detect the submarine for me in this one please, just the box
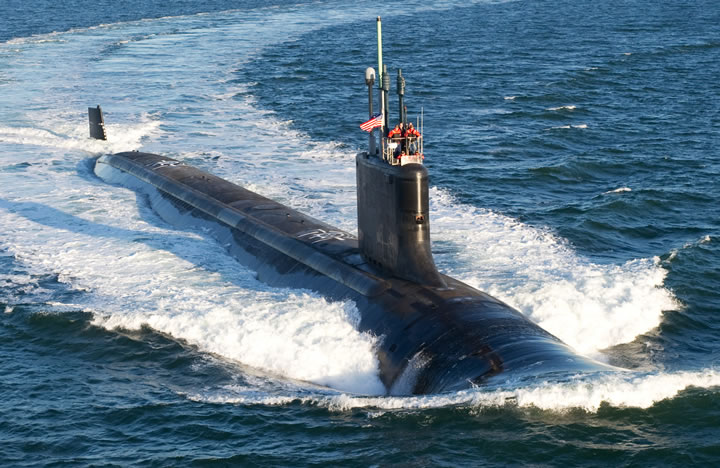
[89,18,613,394]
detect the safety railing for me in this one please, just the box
[382,136,424,166]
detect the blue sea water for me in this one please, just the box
[1,0,719,465]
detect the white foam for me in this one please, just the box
[548,105,577,111]
[604,187,632,194]
[546,123,588,130]
[93,291,383,394]
[188,369,720,413]
[3,35,68,46]
[429,188,677,358]
[0,173,384,394]
[491,370,720,411]
[0,119,161,154]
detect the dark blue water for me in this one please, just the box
[2,0,720,465]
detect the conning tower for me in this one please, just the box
[357,17,444,288]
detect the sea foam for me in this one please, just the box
[187,369,720,413]
[430,188,677,358]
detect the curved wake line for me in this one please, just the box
[0,10,245,47]
[0,0,514,48]
[187,369,720,413]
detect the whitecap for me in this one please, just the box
[548,105,577,111]
[603,187,632,194]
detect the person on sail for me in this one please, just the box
[403,123,421,154]
[387,124,402,139]
[403,122,420,138]
[387,124,405,157]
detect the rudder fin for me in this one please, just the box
[88,105,107,140]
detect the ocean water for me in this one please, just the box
[2,0,719,465]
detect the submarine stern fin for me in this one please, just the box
[88,105,107,141]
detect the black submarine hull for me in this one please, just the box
[95,151,612,394]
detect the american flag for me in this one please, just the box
[359,113,383,132]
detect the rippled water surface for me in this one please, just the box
[2,0,719,465]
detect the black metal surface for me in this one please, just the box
[88,105,107,140]
[356,153,445,287]
[96,151,614,394]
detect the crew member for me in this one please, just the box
[403,122,420,138]
[388,124,405,157]
[387,124,402,139]
[403,123,421,154]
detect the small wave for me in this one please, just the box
[666,235,714,262]
[3,35,68,46]
[603,187,632,194]
[546,124,588,130]
[504,96,517,100]
[0,268,64,305]
[547,105,577,111]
